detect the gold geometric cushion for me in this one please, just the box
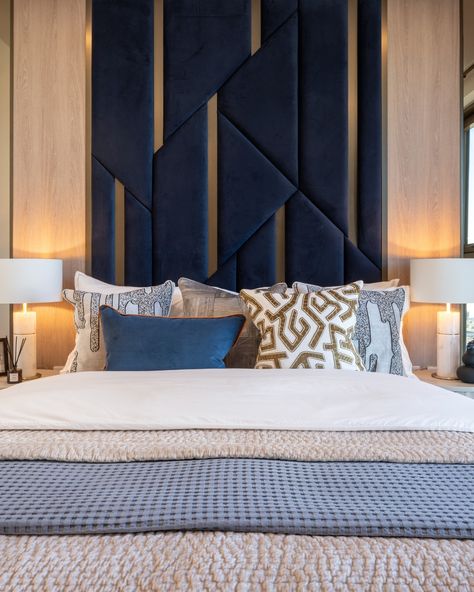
[240,282,365,370]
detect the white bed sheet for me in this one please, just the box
[0,369,473,432]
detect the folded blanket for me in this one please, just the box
[2,458,473,538]
[0,429,473,463]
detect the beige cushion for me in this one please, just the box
[178,278,287,369]
[240,282,364,370]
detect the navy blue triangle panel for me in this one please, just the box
[153,106,208,285]
[357,0,382,271]
[344,238,382,284]
[218,113,296,265]
[91,157,115,284]
[125,192,152,286]
[285,192,345,287]
[261,0,298,42]
[206,256,237,292]
[219,11,298,184]
[237,216,277,290]
[298,0,349,236]
[163,0,251,139]
[92,0,154,209]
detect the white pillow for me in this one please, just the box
[75,271,183,316]
[292,279,399,292]
[240,282,365,370]
[62,281,175,372]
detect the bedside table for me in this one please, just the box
[415,369,474,399]
[0,369,58,390]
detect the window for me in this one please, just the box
[464,116,474,344]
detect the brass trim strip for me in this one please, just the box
[251,0,261,55]
[154,0,164,152]
[348,0,358,245]
[114,179,125,285]
[381,0,388,278]
[207,94,218,278]
[275,206,286,282]
[85,0,92,274]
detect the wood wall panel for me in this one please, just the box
[387,0,461,367]
[13,0,86,369]
[0,0,11,341]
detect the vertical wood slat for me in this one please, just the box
[386,0,461,367]
[348,0,358,246]
[207,94,218,278]
[0,0,11,340]
[13,0,86,369]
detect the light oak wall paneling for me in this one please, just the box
[0,0,11,341]
[387,0,462,367]
[13,0,87,369]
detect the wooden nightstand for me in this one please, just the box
[415,369,474,399]
[0,369,58,390]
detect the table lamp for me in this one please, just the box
[0,259,63,379]
[410,258,474,380]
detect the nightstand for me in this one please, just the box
[414,369,474,399]
[0,369,58,390]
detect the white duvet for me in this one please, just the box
[0,369,473,432]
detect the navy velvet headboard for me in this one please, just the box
[91,0,382,291]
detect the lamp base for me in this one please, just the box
[431,372,460,381]
[22,372,41,381]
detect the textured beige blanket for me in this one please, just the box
[0,429,473,591]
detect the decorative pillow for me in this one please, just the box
[178,278,287,369]
[293,281,412,376]
[240,283,364,370]
[101,306,245,371]
[292,279,399,293]
[75,271,184,316]
[62,282,174,372]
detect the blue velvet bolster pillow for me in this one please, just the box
[100,306,245,371]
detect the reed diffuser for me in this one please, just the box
[6,336,26,384]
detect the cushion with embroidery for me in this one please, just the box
[62,282,174,372]
[293,282,412,376]
[240,282,364,370]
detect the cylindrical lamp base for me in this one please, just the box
[436,332,460,380]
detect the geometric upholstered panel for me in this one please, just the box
[92,0,382,290]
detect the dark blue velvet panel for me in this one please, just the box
[125,192,152,286]
[92,0,154,208]
[344,238,382,284]
[219,12,298,184]
[91,157,115,284]
[261,0,298,41]
[298,0,349,236]
[92,0,383,291]
[237,217,276,289]
[285,191,345,286]
[357,0,382,270]
[163,0,251,139]
[153,106,208,284]
[218,113,295,268]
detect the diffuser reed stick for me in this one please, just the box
[6,336,26,372]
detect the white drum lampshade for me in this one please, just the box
[0,259,63,379]
[410,258,474,379]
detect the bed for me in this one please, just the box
[0,369,473,591]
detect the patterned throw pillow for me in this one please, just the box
[62,282,174,372]
[178,278,287,369]
[240,283,364,370]
[293,282,411,376]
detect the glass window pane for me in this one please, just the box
[467,127,474,243]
